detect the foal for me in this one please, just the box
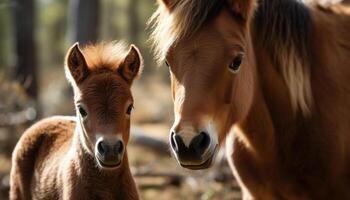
[10,42,143,200]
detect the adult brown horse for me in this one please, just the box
[10,42,142,200]
[149,0,350,199]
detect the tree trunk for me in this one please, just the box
[0,5,10,70]
[12,0,38,100]
[128,0,139,45]
[127,0,153,73]
[68,0,100,46]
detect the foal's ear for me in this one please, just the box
[227,0,257,21]
[65,43,89,85]
[119,45,143,84]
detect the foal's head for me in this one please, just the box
[65,42,142,170]
[150,0,256,169]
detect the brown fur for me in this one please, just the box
[10,42,143,200]
[149,0,350,199]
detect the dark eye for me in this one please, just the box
[165,60,170,67]
[229,54,243,73]
[78,105,88,119]
[126,104,133,115]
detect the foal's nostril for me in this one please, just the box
[97,141,108,155]
[114,141,124,154]
[190,132,210,155]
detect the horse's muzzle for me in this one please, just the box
[170,131,217,170]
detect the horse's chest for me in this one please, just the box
[227,138,311,199]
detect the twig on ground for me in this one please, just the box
[130,127,170,156]
[0,107,36,127]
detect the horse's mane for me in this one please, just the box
[148,0,314,115]
[255,0,313,115]
[82,41,129,71]
[148,0,225,64]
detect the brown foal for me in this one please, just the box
[10,42,143,200]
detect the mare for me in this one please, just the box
[10,42,143,200]
[149,0,350,199]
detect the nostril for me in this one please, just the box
[114,141,124,154]
[190,131,211,154]
[199,132,210,148]
[97,141,108,155]
[170,131,178,152]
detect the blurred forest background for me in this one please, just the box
[0,0,239,199]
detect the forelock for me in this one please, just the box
[148,0,225,64]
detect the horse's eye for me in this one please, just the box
[126,104,133,115]
[229,54,243,73]
[165,60,170,67]
[78,106,88,119]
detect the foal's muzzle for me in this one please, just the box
[95,138,124,169]
[170,131,217,170]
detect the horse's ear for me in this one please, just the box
[157,0,176,11]
[65,43,89,85]
[227,0,257,21]
[119,45,143,84]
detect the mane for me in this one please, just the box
[82,41,129,72]
[148,0,225,64]
[255,0,313,116]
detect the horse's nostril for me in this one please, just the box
[170,131,178,152]
[170,131,186,152]
[114,141,124,154]
[97,141,108,155]
[190,131,210,155]
[199,132,210,148]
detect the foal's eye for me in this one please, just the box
[78,106,88,119]
[229,54,243,73]
[126,104,133,115]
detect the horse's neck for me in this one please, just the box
[235,2,350,183]
[234,42,302,163]
[235,88,276,162]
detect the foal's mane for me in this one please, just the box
[149,0,314,116]
[82,41,129,71]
